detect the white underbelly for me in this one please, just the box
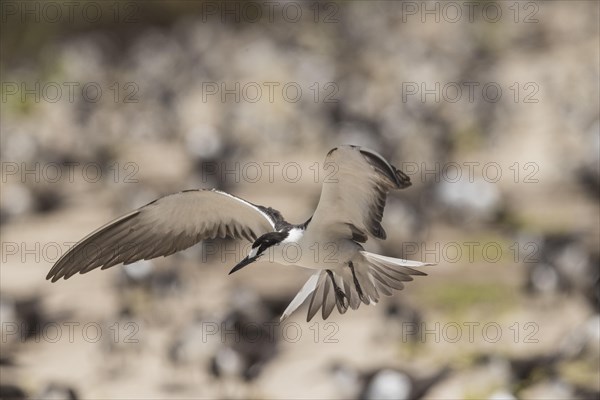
[264,238,358,270]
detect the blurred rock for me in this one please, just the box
[519,379,574,400]
[168,313,221,367]
[31,186,64,214]
[210,290,283,381]
[488,389,517,400]
[575,120,600,199]
[381,197,428,247]
[435,177,503,225]
[362,369,412,400]
[118,260,182,297]
[330,363,450,400]
[36,383,78,400]
[473,353,568,397]
[0,296,58,344]
[508,354,562,384]
[559,315,600,360]
[524,233,598,308]
[121,260,154,283]
[380,301,423,344]
[0,384,27,400]
[0,183,34,222]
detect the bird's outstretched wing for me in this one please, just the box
[306,145,411,244]
[47,189,283,282]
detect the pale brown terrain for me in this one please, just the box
[1,2,599,399]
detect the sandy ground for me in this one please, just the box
[1,1,599,398]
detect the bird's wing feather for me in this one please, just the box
[279,272,320,322]
[47,189,280,282]
[296,252,431,321]
[305,145,411,244]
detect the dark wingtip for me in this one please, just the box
[370,222,387,240]
[327,147,338,156]
[394,166,412,189]
[356,147,412,189]
[47,266,69,282]
[46,270,57,282]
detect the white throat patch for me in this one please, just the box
[283,228,304,244]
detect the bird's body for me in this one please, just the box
[47,145,432,321]
[263,226,358,270]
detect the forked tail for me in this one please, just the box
[280,251,433,322]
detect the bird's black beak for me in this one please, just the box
[229,256,256,275]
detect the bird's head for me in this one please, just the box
[229,231,287,274]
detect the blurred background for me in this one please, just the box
[1,1,599,399]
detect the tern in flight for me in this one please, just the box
[47,145,432,321]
